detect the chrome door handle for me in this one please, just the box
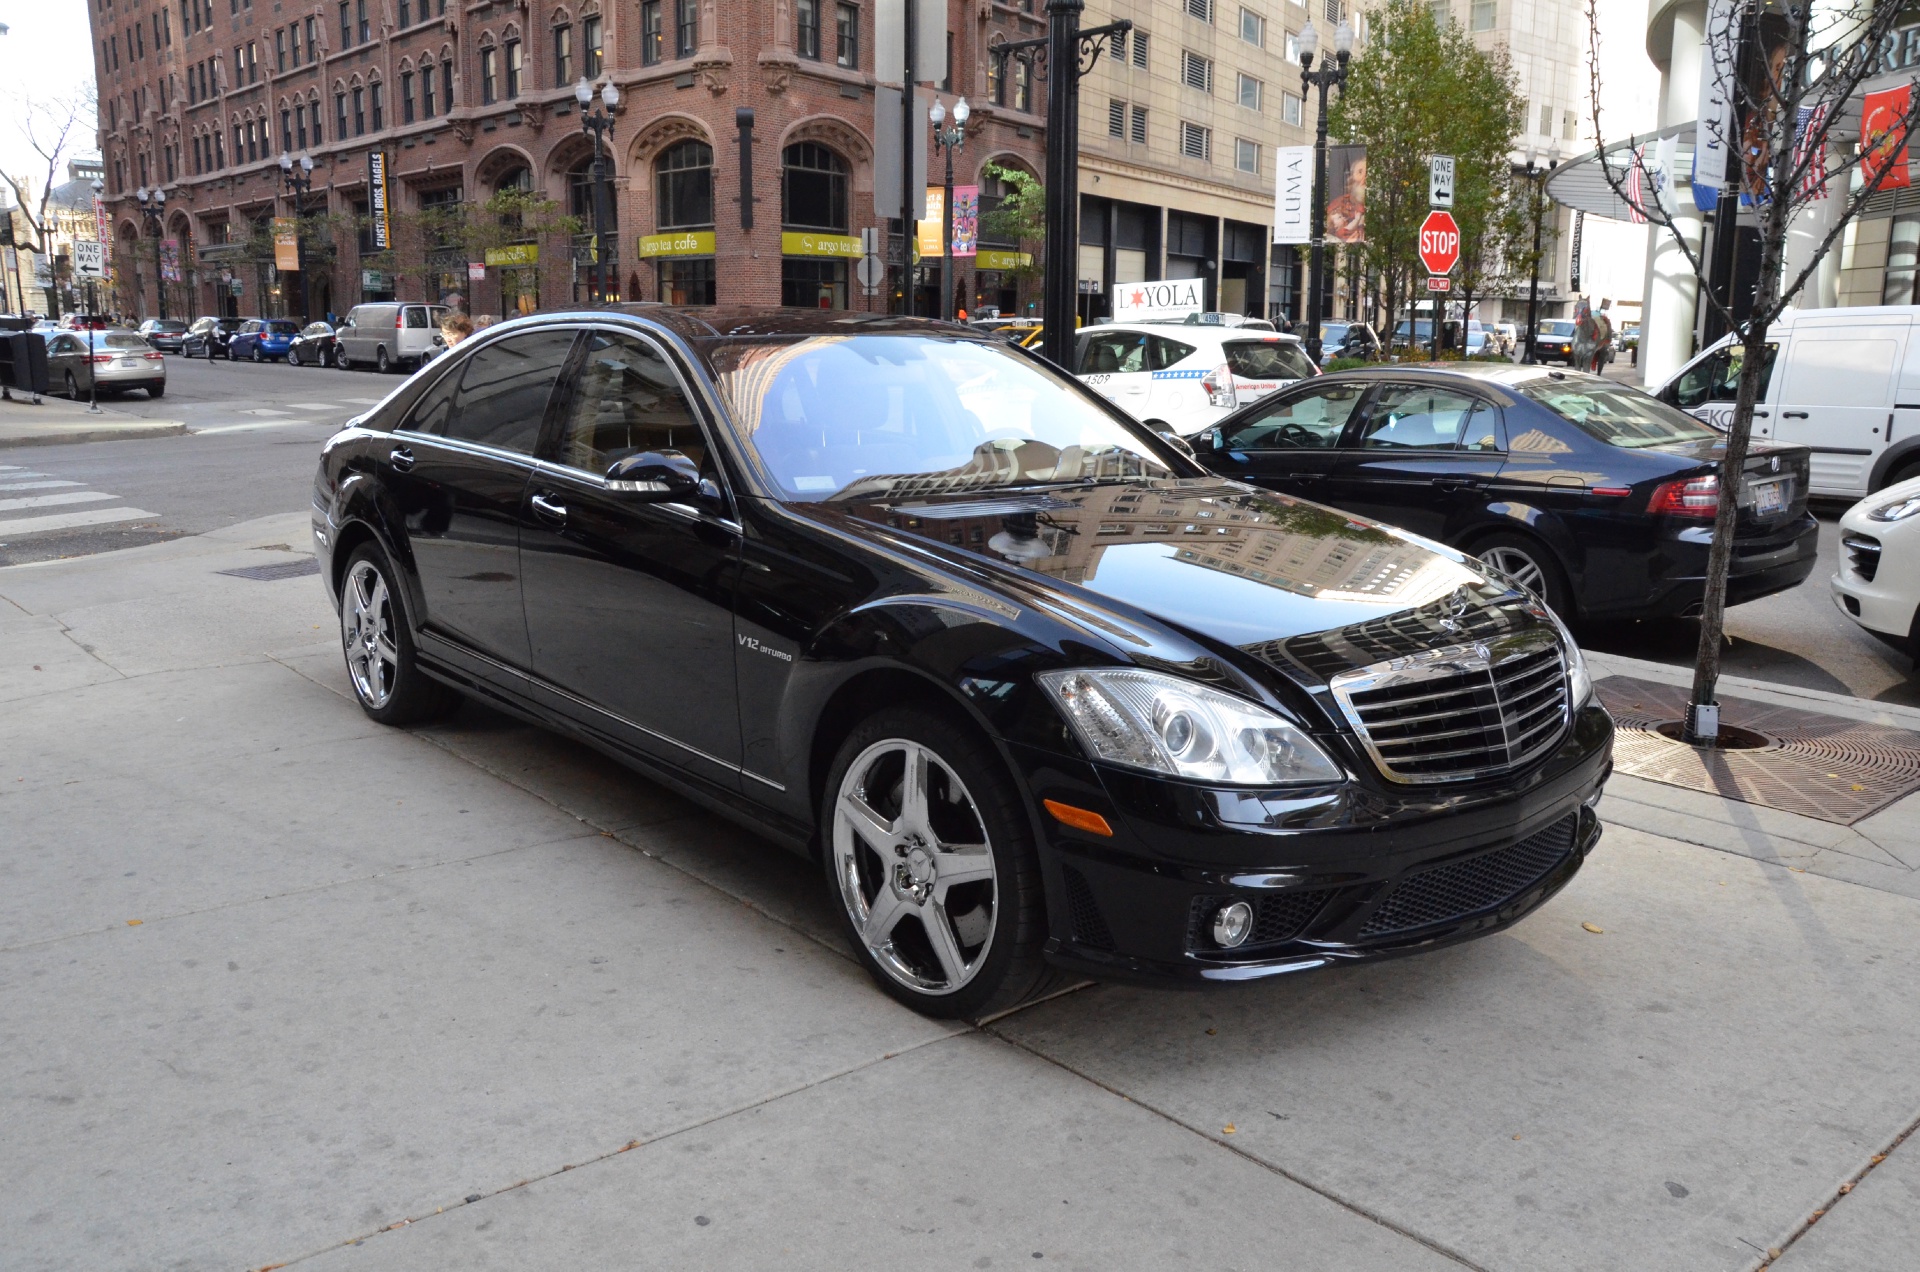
[1781,411,1809,419]
[530,493,568,525]
[389,446,416,472]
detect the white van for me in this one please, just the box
[1073,322,1317,437]
[1654,305,1920,498]
[336,302,451,373]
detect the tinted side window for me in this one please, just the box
[1359,384,1498,451]
[550,333,708,476]
[400,363,460,435]
[404,306,429,328]
[1220,381,1367,449]
[445,330,578,454]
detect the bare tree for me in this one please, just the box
[1585,0,1919,742]
[0,87,99,278]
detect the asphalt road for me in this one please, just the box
[4,348,1915,705]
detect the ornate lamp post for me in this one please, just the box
[1297,19,1351,366]
[279,151,315,322]
[928,96,969,321]
[134,186,167,320]
[1521,146,1559,365]
[575,76,620,304]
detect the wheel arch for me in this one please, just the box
[1869,436,1920,492]
[807,666,998,838]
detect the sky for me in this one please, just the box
[0,0,99,207]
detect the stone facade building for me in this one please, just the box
[88,0,1049,322]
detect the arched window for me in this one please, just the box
[656,140,712,229]
[782,142,847,231]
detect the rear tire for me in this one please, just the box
[1472,531,1574,619]
[63,371,78,399]
[147,384,165,398]
[822,706,1055,1020]
[251,345,263,363]
[337,543,459,726]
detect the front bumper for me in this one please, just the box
[1830,525,1919,650]
[1021,701,1614,986]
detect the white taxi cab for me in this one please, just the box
[1073,321,1318,437]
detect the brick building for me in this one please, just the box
[88,0,1050,322]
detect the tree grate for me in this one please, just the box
[217,557,322,582]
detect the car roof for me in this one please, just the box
[1313,363,1614,392]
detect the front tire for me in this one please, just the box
[376,345,391,374]
[288,346,301,367]
[338,544,459,726]
[1473,531,1574,618]
[336,348,352,371]
[823,707,1053,1019]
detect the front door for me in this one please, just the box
[1203,377,1371,500]
[1320,381,1506,540]
[1771,323,1907,497]
[518,328,743,788]
[382,328,577,677]
[1076,328,1154,418]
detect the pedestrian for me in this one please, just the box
[439,311,474,348]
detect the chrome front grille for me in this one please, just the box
[1328,632,1571,784]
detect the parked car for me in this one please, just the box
[1831,475,1920,664]
[58,313,112,331]
[1534,319,1577,365]
[1074,322,1318,436]
[44,328,166,398]
[229,317,302,362]
[287,321,338,368]
[1653,304,1920,499]
[1319,321,1381,361]
[334,301,450,372]
[137,317,189,352]
[182,315,245,358]
[313,307,1611,1016]
[1189,365,1817,620]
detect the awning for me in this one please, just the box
[1544,122,1698,222]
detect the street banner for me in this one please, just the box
[1272,145,1312,244]
[161,238,182,283]
[951,184,978,257]
[1113,278,1204,321]
[367,151,392,250]
[1863,85,1914,192]
[917,187,944,258]
[1692,0,1736,210]
[1569,210,1584,290]
[1327,145,1367,244]
[92,196,113,280]
[273,217,300,271]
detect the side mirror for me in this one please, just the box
[1156,429,1198,460]
[606,450,701,499]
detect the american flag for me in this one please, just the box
[1625,145,1647,223]
[1794,104,1829,200]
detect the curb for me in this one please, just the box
[0,422,190,450]
[1586,649,1920,732]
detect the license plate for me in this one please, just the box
[117,359,137,368]
[1753,479,1787,515]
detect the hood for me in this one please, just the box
[812,479,1541,682]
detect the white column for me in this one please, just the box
[1641,0,1707,386]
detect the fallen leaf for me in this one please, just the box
[1205,1028,1217,1036]
[1839,1182,1853,1194]
[126,919,143,926]
[1512,1133,1522,1140]
[1810,1209,1825,1222]
[1221,1124,1236,1135]
[1851,784,1866,792]
[1873,1154,1888,1164]
[1582,922,1604,934]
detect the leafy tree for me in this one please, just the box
[1329,0,1525,351]
[980,161,1044,284]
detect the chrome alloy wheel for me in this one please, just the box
[832,738,999,996]
[341,559,401,709]
[1479,544,1546,594]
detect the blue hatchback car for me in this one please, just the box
[230,318,301,362]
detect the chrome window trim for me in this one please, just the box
[1327,629,1569,785]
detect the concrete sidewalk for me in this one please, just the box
[4,516,1920,1271]
[0,392,187,448]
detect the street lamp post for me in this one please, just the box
[1521,147,1559,365]
[86,177,103,414]
[928,97,969,321]
[279,151,315,322]
[576,77,620,304]
[135,186,167,321]
[1297,19,1352,367]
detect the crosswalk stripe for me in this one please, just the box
[283,402,345,410]
[341,397,384,404]
[0,480,84,492]
[239,408,294,417]
[194,418,334,435]
[0,506,156,537]
[0,490,119,513]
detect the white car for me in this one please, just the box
[1832,474,1920,664]
[1073,322,1318,436]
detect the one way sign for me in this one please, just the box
[1429,155,1455,208]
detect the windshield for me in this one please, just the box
[266,320,299,335]
[1539,321,1575,336]
[1516,377,1721,448]
[711,334,1177,502]
[1224,340,1317,379]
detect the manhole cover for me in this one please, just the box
[217,557,321,582]
[1597,676,1920,825]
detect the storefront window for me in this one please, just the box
[782,142,848,230]
[782,258,847,309]
[660,257,716,305]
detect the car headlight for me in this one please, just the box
[1527,602,1593,707]
[1868,494,1920,522]
[1036,668,1345,786]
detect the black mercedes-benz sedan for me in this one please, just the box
[1191,364,1818,621]
[311,308,1612,1018]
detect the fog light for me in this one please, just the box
[1212,900,1254,949]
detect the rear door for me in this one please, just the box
[1143,333,1201,427]
[1771,320,1907,497]
[1318,380,1506,539]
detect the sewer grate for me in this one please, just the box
[217,557,322,582]
[1596,676,1920,825]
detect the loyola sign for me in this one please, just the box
[1112,278,1204,321]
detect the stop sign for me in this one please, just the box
[1418,210,1461,275]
